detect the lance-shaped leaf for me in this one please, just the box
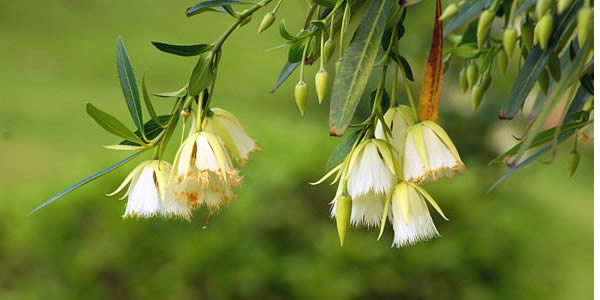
[186,0,248,17]
[418,0,443,121]
[120,115,172,146]
[86,103,145,145]
[326,129,362,169]
[188,51,215,96]
[116,37,144,135]
[28,151,143,215]
[329,0,393,136]
[151,42,212,57]
[499,0,582,119]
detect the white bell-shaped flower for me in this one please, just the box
[328,139,398,227]
[389,182,447,247]
[203,108,259,164]
[374,105,416,150]
[168,131,242,210]
[402,121,464,182]
[108,160,190,218]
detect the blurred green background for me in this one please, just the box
[0,1,593,299]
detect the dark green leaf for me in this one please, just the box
[313,0,336,8]
[270,62,299,93]
[86,103,145,145]
[187,0,247,17]
[116,37,144,134]
[28,151,143,216]
[326,129,361,169]
[278,21,296,41]
[151,42,212,57]
[154,86,188,98]
[329,0,393,136]
[390,52,414,81]
[120,115,172,146]
[141,75,162,128]
[188,52,215,96]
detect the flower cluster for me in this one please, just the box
[109,108,258,220]
[315,105,464,247]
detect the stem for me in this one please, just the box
[272,0,283,13]
[400,66,419,120]
[213,0,273,52]
[320,30,325,69]
[200,53,221,128]
[303,4,318,30]
[339,1,350,56]
[391,64,398,107]
[299,39,310,80]
[507,0,518,25]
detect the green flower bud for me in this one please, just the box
[477,9,495,48]
[294,80,307,116]
[503,27,518,57]
[440,4,460,21]
[257,12,276,33]
[577,7,593,46]
[521,20,535,50]
[535,14,554,49]
[466,62,479,89]
[459,68,469,93]
[557,0,573,14]
[481,71,492,91]
[335,194,352,246]
[536,0,553,20]
[567,150,580,177]
[335,58,342,74]
[323,39,336,63]
[538,69,549,94]
[315,68,329,104]
[498,50,508,72]
[472,84,484,109]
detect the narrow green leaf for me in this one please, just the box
[389,52,414,81]
[270,62,299,93]
[151,42,212,57]
[443,0,493,36]
[329,0,393,136]
[116,37,144,134]
[86,103,145,145]
[154,86,188,98]
[120,115,172,146]
[141,75,161,127]
[27,151,143,215]
[186,0,248,17]
[188,52,215,96]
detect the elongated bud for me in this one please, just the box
[472,84,484,109]
[477,9,495,48]
[498,50,508,72]
[239,14,252,27]
[568,150,580,177]
[335,194,352,246]
[466,62,479,89]
[315,68,329,104]
[481,71,492,91]
[459,68,469,92]
[557,0,573,14]
[323,39,336,63]
[535,14,554,49]
[440,4,460,21]
[538,69,549,94]
[294,80,307,116]
[258,12,276,33]
[503,28,518,57]
[521,20,535,50]
[536,0,553,20]
[577,8,593,46]
[335,58,342,74]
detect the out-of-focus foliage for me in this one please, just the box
[0,0,592,299]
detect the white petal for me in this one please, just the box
[177,136,196,176]
[350,191,384,227]
[391,184,438,247]
[423,126,460,171]
[194,135,221,171]
[124,164,162,217]
[347,142,395,198]
[403,131,427,181]
[218,117,257,161]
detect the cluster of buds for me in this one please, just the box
[110,108,259,219]
[314,105,464,247]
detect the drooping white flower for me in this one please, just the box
[168,131,242,210]
[203,108,259,164]
[108,160,190,219]
[402,121,464,182]
[375,105,416,150]
[328,139,398,227]
[389,182,447,247]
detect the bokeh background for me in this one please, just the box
[0,1,593,299]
